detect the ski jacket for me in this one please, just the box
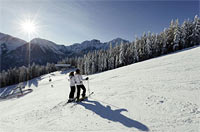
[75,74,86,85]
[68,76,76,86]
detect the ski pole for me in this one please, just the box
[87,79,90,95]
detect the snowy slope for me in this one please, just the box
[0,46,200,132]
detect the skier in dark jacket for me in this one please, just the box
[67,72,76,102]
[75,69,88,101]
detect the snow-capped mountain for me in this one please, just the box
[1,40,66,70]
[0,46,199,131]
[0,32,129,71]
[30,38,66,55]
[66,39,104,53]
[107,37,129,47]
[66,38,129,54]
[0,32,27,55]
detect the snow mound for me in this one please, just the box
[0,46,200,132]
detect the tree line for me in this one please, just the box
[60,15,200,75]
[0,63,56,88]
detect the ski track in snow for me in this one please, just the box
[0,46,200,132]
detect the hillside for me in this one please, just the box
[0,46,200,132]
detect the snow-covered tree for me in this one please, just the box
[161,29,168,54]
[173,19,181,51]
[166,20,176,53]
[119,42,126,66]
[191,15,200,45]
[19,66,27,82]
[181,19,193,48]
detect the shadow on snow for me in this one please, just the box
[24,77,41,88]
[0,78,39,99]
[0,89,33,101]
[79,99,149,131]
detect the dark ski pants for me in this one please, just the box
[76,84,86,99]
[69,86,76,99]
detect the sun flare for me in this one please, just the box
[20,19,38,35]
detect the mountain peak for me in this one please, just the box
[106,38,129,47]
[0,32,27,54]
[81,39,101,45]
[30,38,56,45]
[109,38,129,43]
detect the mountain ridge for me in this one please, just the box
[0,32,27,55]
[0,32,129,71]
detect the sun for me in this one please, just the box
[20,19,38,35]
[17,15,41,40]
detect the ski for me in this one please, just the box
[69,92,94,108]
[76,92,94,102]
[62,98,77,106]
[62,92,94,107]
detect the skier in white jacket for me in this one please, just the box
[75,69,88,101]
[68,72,76,102]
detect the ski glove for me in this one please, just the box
[85,77,89,80]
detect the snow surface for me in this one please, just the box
[0,46,200,132]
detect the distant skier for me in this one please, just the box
[67,71,76,103]
[75,69,88,101]
[49,76,53,87]
[49,76,52,82]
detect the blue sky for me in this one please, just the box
[0,0,199,45]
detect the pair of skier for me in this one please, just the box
[68,69,89,102]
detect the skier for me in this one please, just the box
[67,71,76,103]
[49,77,53,87]
[75,69,88,101]
[49,76,52,82]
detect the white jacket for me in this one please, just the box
[75,74,86,85]
[68,76,76,86]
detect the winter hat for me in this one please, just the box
[76,69,80,74]
[69,72,74,76]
